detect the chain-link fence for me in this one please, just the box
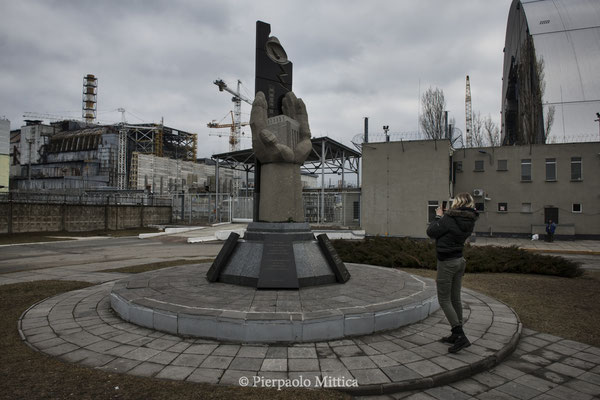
[170,192,361,227]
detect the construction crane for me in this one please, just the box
[207,111,249,149]
[465,75,473,148]
[213,79,252,153]
[22,112,80,122]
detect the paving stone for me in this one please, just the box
[99,358,142,373]
[424,385,471,400]
[388,349,424,363]
[369,354,399,368]
[545,384,595,400]
[340,356,377,370]
[513,373,558,392]
[520,354,553,366]
[472,371,508,388]
[155,365,195,380]
[200,355,233,369]
[405,359,446,377]
[546,362,586,378]
[172,353,208,368]
[449,377,490,396]
[184,344,219,355]
[219,369,256,386]
[319,358,346,371]
[288,347,317,358]
[123,347,162,361]
[288,358,319,372]
[186,368,224,384]
[564,379,600,396]
[370,340,404,353]
[145,338,180,351]
[546,343,580,356]
[148,351,179,365]
[237,345,268,358]
[430,355,468,371]
[558,339,590,351]
[230,357,263,371]
[211,344,240,357]
[561,356,595,370]
[260,358,287,372]
[579,371,600,386]
[531,369,569,385]
[477,388,522,399]
[572,351,600,364]
[351,368,391,385]
[332,344,364,357]
[128,362,164,377]
[403,393,438,400]
[381,365,421,381]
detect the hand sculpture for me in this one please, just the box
[250,91,312,164]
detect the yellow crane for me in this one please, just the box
[207,110,249,151]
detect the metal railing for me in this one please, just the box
[0,192,172,206]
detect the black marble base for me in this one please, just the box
[207,222,349,289]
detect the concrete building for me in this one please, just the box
[362,140,600,239]
[502,0,600,144]
[0,118,9,192]
[130,153,232,194]
[362,140,450,237]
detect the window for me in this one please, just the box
[474,160,484,172]
[497,159,508,171]
[521,159,532,181]
[498,202,508,212]
[571,157,582,180]
[428,201,439,223]
[572,203,582,213]
[521,203,532,213]
[353,201,360,220]
[475,202,484,212]
[455,161,463,172]
[545,158,556,181]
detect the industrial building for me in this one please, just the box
[361,139,600,239]
[502,0,600,144]
[7,119,217,193]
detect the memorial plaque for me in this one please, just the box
[317,234,351,283]
[257,236,299,289]
[255,20,293,118]
[206,232,240,282]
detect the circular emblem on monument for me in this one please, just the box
[265,37,289,64]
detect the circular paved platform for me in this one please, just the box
[109,263,439,343]
[19,270,521,395]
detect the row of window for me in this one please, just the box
[427,201,583,223]
[460,157,583,181]
[493,202,582,213]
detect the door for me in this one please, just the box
[544,207,559,224]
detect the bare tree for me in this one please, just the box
[544,105,556,142]
[470,112,486,147]
[483,114,500,147]
[420,87,446,139]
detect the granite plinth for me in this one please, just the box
[111,263,439,343]
[210,222,342,289]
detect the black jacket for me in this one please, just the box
[426,207,478,261]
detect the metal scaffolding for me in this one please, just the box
[212,136,361,222]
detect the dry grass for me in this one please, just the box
[0,281,349,400]
[100,259,215,274]
[407,268,600,347]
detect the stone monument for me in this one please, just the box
[206,21,350,289]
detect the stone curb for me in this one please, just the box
[522,248,600,255]
[338,308,522,396]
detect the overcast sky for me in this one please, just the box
[0,0,512,157]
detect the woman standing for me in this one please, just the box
[426,193,478,353]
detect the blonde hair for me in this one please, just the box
[451,192,475,209]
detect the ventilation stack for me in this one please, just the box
[82,74,98,124]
